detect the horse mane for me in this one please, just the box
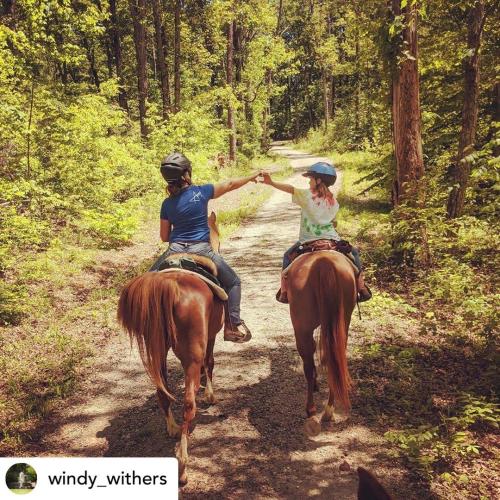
[117,272,179,399]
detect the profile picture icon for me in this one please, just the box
[5,463,37,494]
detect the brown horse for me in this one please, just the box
[117,214,224,485]
[286,250,357,435]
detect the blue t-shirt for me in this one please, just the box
[160,184,214,242]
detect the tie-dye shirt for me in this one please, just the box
[292,188,340,242]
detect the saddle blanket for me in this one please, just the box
[158,268,228,301]
[283,249,359,275]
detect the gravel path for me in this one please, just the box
[35,144,417,499]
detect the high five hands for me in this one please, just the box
[254,171,273,185]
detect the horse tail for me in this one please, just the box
[117,272,179,400]
[315,256,351,410]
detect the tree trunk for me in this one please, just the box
[354,26,360,142]
[447,0,486,218]
[82,37,100,89]
[391,0,424,205]
[390,1,430,266]
[152,0,170,120]
[276,0,283,34]
[322,70,329,132]
[330,76,335,117]
[174,0,181,113]
[492,81,500,158]
[130,0,148,137]
[109,0,128,112]
[227,19,236,162]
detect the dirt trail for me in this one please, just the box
[36,144,417,499]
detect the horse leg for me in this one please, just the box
[312,337,319,392]
[177,361,202,486]
[296,331,322,436]
[203,337,216,404]
[156,365,181,438]
[321,390,335,423]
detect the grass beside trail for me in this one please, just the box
[313,148,498,500]
[0,152,291,456]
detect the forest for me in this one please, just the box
[0,0,498,498]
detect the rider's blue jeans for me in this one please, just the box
[150,242,242,326]
[282,241,363,271]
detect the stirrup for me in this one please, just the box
[275,289,288,304]
[357,285,372,303]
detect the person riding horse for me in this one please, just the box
[150,152,258,343]
[260,162,372,303]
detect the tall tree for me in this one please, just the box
[173,0,181,112]
[227,18,236,162]
[446,0,487,218]
[390,0,424,205]
[108,0,128,112]
[152,0,171,119]
[130,0,148,137]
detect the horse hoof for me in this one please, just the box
[176,453,187,486]
[178,472,188,487]
[168,427,181,439]
[204,394,216,405]
[304,416,321,436]
[321,406,334,422]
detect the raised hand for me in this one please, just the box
[258,171,273,185]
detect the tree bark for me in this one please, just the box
[227,19,236,162]
[390,1,431,266]
[109,0,128,112]
[391,0,424,205]
[330,76,335,117]
[174,0,181,113]
[152,0,170,119]
[492,81,500,158]
[130,0,148,137]
[82,37,100,89]
[447,0,486,218]
[322,70,329,132]
[354,24,360,142]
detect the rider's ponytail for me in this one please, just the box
[166,172,192,197]
[313,178,334,204]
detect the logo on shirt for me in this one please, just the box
[189,191,203,203]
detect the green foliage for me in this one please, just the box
[0,325,91,455]
[149,106,226,183]
[386,395,499,477]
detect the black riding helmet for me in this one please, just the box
[160,152,192,183]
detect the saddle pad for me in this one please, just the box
[282,250,359,276]
[158,268,228,301]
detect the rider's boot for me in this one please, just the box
[224,320,252,343]
[357,272,372,302]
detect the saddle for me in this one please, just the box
[288,239,357,270]
[157,253,228,301]
[277,239,359,304]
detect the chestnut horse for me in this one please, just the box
[117,214,224,485]
[286,250,357,435]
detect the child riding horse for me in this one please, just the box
[260,162,371,303]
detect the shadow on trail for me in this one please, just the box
[99,341,419,499]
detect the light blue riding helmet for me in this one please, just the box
[302,162,337,186]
